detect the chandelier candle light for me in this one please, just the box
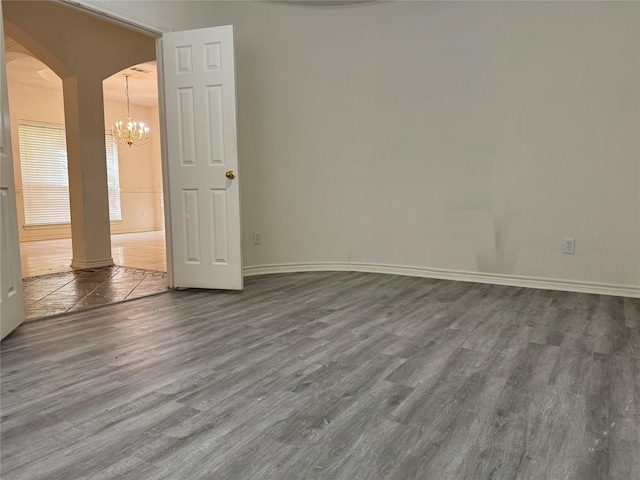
[112,74,149,147]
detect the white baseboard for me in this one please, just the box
[71,257,115,270]
[243,262,640,298]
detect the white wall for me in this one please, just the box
[84,0,639,290]
[8,80,163,241]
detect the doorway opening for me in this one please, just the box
[2,0,245,340]
[5,36,167,321]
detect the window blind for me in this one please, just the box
[105,133,122,222]
[18,123,122,226]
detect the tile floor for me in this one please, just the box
[20,231,168,321]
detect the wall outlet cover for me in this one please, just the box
[564,237,576,254]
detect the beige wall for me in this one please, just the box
[8,80,162,241]
[104,97,163,235]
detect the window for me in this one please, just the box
[18,123,122,225]
[104,132,122,222]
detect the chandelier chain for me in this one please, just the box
[125,74,131,118]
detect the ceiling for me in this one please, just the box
[4,35,158,108]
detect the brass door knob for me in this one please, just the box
[225,170,236,180]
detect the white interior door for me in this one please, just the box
[161,25,243,290]
[0,5,26,340]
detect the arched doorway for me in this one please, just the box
[4,5,167,320]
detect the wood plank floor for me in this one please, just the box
[1,272,639,479]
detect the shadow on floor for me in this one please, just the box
[23,266,168,321]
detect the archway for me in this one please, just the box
[3,1,165,319]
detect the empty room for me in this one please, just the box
[1,1,638,479]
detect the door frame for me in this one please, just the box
[154,37,174,287]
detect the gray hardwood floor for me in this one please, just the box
[1,271,639,479]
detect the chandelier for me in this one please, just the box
[112,74,149,147]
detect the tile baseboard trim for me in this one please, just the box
[243,262,640,298]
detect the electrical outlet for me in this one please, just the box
[253,231,262,245]
[563,237,576,254]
